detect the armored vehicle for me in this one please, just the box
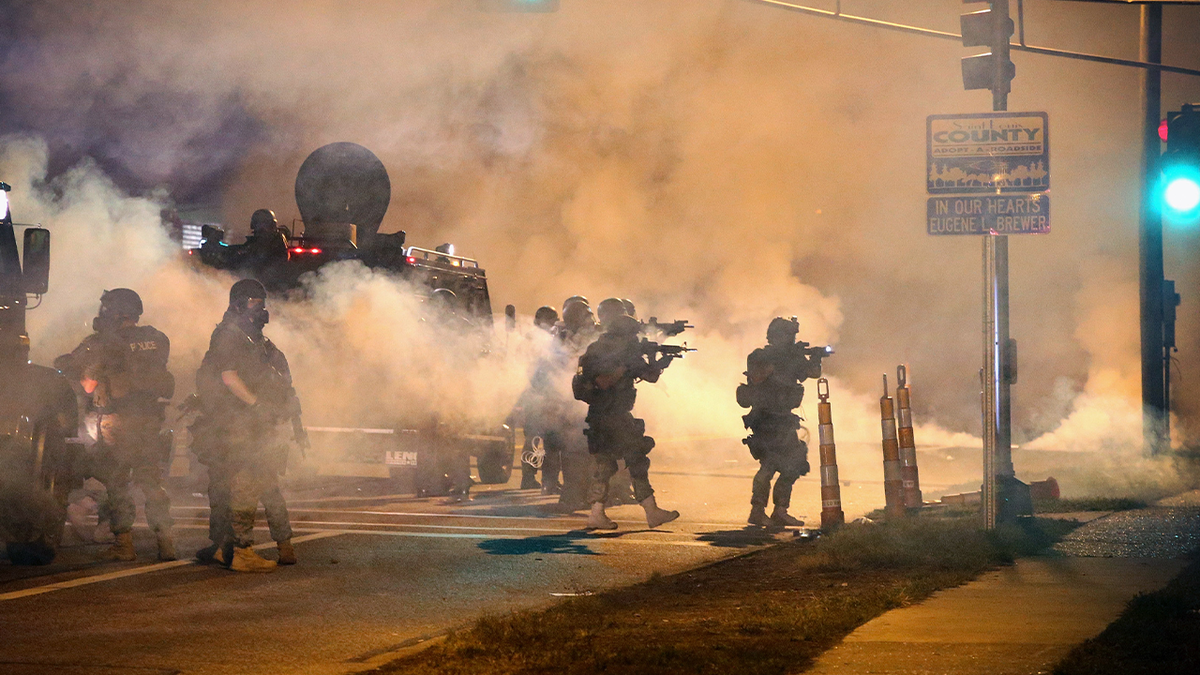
[0,182,82,565]
[190,143,514,492]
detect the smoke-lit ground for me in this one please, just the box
[4,1,1200,517]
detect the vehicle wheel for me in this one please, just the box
[3,426,67,566]
[476,441,514,485]
[5,539,57,566]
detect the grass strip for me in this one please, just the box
[368,516,1078,675]
[1033,496,1148,513]
[1053,555,1200,675]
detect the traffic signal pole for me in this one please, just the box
[1139,5,1167,454]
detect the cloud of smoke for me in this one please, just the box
[4,0,1199,510]
[4,139,532,453]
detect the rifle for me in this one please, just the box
[797,342,835,359]
[644,317,693,337]
[640,338,696,360]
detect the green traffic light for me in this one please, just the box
[1161,165,1200,225]
[1165,176,1200,213]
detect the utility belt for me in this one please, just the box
[741,411,800,461]
[582,413,654,457]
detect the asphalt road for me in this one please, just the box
[0,438,1112,675]
[0,447,826,675]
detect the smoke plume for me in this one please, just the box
[4,1,1200,509]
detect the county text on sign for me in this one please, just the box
[927,112,1049,194]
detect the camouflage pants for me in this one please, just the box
[205,457,292,548]
[584,412,654,505]
[749,427,809,510]
[95,413,173,536]
[224,420,293,549]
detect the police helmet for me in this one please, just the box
[596,297,628,329]
[606,314,641,337]
[534,306,559,329]
[767,316,799,345]
[620,298,637,318]
[229,278,267,309]
[250,208,277,233]
[562,295,589,313]
[562,301,594,331]
[99,288,143,318]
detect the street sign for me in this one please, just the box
[927,112,1049,194]
[927,193,1050,235]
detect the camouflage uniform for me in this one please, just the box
[574,330,666,506]
[195,310,298,551]
[552,323,599,510]
[737,340,822,519]
[62,325,175,540]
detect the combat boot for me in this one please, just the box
[640,495,680,529]
[748,504,770,527]
[156,533,177,561]
[277,539,297,565]
[229,546,277,573]
[585,502,618,530]
[770,507,805,527]
[100,532,136,562]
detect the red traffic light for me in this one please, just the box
[1160,118,1169,143]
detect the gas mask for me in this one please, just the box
[239,300,269,331]
[92,309,125,333]
[252,307,270,329]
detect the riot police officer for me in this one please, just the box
[517,306,564,492]
[193,279,304,572]
[244,209,289,262]
[546,295,598,511]
[59,289,176,561]
[574,315,679,530]
[736,317,826,527]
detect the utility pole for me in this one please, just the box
[1138,4,1167,454]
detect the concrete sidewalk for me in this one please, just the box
[805,490,1200,675]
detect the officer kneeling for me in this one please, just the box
[737,317,826,527]
[573,314,679,530]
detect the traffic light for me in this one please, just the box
[960,1,1015,105]
[477,0,560,11]
[1161,103,1200,224]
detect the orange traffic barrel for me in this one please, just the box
[816,378,845,531]
[895,365,923,510]
[880,374,905,519]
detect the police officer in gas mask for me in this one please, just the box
[193,279,304,572]
[58,289,176,561]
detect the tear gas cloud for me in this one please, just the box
[4,0,1200,507]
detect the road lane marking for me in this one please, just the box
[0,531,341,603]
[168,505,752,529]
[168,515,758,540]
[308,528,725,547]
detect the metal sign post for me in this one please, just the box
[982,237,1000,529]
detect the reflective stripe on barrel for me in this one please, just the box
[896,365,923,509]
[880,375,905,519]
[816,378,844,532]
